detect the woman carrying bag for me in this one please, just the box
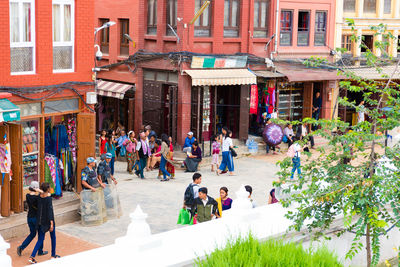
[217,127,235,176]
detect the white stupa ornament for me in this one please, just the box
[127,205,151,238]
[231,185,253,211]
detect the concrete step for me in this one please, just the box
[0,192,80,240]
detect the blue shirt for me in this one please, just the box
[116,135,128,147]
[184,136,196,148]
[105,142,116,157]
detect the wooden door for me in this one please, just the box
[76,113,95,193]
[8,123,23,213]
[0,125,11,216]
[143,81,163,135]
[302,82,313,119]
[239,85,250,141]
[191,87,203,142]
[168,85,178,144]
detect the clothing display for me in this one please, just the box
[22,121,39,187]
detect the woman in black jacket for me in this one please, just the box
[29,183,60,264]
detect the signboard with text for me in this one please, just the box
[191,56,248,69]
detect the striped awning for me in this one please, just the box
[184,69,257,86]
[96,80,135,99]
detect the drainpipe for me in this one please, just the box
[270,0,279,60]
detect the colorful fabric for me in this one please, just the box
[44,155,57,185]
[212,141,220,155]
[127,151,137,173]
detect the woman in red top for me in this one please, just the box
[99,130,107,155]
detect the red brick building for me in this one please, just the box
[95,0,339,146]
[0,0,95,216]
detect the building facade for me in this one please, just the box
[0,0,95,217]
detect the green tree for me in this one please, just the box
[276,22,400,267]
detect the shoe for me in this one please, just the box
[38,251,48,256]
[17,246,23,256]
[29,257,37,264]
[52,255,61,259]
[160,179,169,182]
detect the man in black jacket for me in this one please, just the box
[191,187,219,223]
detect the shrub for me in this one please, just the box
[196,235,343,267]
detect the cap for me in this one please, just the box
[105,153,113,159]
[30,181,39,190]
[87,157,96,164]
[187,131,193,136]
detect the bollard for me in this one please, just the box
[0,234,11,267]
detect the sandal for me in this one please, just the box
[29,257,37,264]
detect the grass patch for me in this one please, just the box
[195,235,343,267]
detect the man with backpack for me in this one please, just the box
[183,173,202,211]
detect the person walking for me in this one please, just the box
[115,130,128,158]
[123,131,137,174]
[211,135,220,172]
[105,135,116,175]
[135,132,151,179]
[216,187,232,217]
[98,130,107,156]
[165,136,175,178]
[17,181,47,257]
[29,183,60,264]
[156,134,172,181]
[217,127,235,176]
[190,187,219,223]
[288,142,302,179]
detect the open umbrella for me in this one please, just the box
[263,123,283,146]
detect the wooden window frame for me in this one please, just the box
[341,34,353,53]
[119,19,129,56]
[99,18,110,54]
[166,0,177,36]
[253,0,270,38]
[343,0,356,13]
[314,11,327,46]
[224,0,240,37]
[297,10,310,47]
[194,0,212,37]
[147,0,157,35]
[280,10,293,46]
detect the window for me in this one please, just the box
[120,19,129,56]
[384,0,391,14]
[194,0,211,37]
[99,18,109,54]
[363,0,376,14]
[341,35,353,53]
[314,11,327,46]
[9,0,35,74]
[166,0,177,36]
[147,0,157,34]
[343,0,355,12]
[253,0,270,38]
[280,10,292,46]
[224,0,240,37]
[297,11,310,46]
[52,0,74,72]
[361,35,374,53]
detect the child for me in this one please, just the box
[211,135,220,172]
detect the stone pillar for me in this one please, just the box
[0,235,11,267]
[393,29,399,58]
[377,0,384,17]
[356,0,364,17]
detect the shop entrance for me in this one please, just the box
[216,86,240,138]
[338,89,364,124]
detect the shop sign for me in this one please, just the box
[191,56,247,69]
[250,85,258,115]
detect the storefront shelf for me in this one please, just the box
[23,151,39,157]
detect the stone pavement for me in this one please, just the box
[57,155,280,246]
[7,231,99,267]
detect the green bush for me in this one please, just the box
[195,235,343,267]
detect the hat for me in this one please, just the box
[30,181,39,190]
[187,131,193,136]
[105,153,112,159]
[87,157,96,164]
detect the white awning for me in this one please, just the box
[184,69,257,86]
[96,80,135,99]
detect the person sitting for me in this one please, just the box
[283,124,294,147]
[183,132,196,153]
[296,122,314,150]
[184,141,202,172]
[245,185,257,208]
[191,187,219,223]
[216,187,233,217]
[81,157,105,192]
[268,188,279,204]
[97,153,118,185]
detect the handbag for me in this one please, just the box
[177,208,191,225]
[229,147,238,157]
[282,135,288,143]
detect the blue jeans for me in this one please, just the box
[159,156,171,180]
[291,157,302,179]
[31,226,56,258]
[109,157,115,175]
[135,157,147,178]
[20,217,43,253]
[219,151,234,172]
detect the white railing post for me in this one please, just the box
[0,234,11,267]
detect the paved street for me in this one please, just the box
[58,155,279,246]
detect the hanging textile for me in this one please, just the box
[44,153,62,196]
[250,85,258,115]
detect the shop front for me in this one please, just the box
[185,68,257,142]
[96,80,135,133]
[0,97,95,217]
